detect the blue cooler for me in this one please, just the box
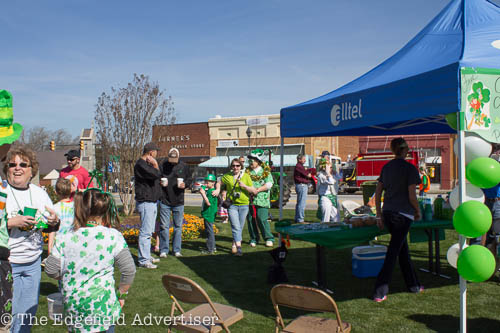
[352,245,387,278]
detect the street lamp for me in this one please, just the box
[246,127,252,153]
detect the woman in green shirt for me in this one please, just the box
[238,150,274,247]
[221,158,253,256]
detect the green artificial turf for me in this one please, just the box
[33,207,500,332]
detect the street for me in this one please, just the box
[183,192,364,209]
[114,191,446,210]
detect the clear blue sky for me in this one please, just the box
[1,0,468,136]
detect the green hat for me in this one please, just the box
[0,90,23,145]
[318,158,328,168]
[205,174,216,181]
[248,149,265,163]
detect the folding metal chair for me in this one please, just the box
[162,274,244,332]
[270,284,351,333]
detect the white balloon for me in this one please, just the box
[447,243,468,269]
[453,132,492,164]
[449,183,485,210]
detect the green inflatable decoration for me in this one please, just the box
[457,245,496,282]
[445,113,458,130]
[465,157,500,189]
[453,201,492,238]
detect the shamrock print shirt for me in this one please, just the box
[52,226,128,332]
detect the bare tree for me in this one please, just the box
[95,73,176,216]
[17,127,77,151]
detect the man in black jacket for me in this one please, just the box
[158,148,192,258]
[135,142,161,269]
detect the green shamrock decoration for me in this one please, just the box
[467,81,491,130]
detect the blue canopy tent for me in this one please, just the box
[279,0,500,331]
[281,0,500,138]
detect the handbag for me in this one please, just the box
[222,199,232,209]
[222,172,242,209]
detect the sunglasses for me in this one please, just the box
[231,164,241,168]
[67,158,78,162]
[8,162,30,168]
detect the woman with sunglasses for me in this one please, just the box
[221,158,253,256]
[5,147,59,333]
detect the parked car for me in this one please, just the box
[190,177,205,193]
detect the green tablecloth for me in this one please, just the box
[275,219,453,250]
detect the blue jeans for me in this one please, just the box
[11,257,41,333]
[295,183,308,222]
[137,201,158,265]
[159,203,184,254]
[228,205,249,243]
[204,219,216,252]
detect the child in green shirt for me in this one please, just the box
[200,174,218,254]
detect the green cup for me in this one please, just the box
[23,207,37,218]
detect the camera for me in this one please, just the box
[233,192,241,199]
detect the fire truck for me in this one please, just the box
[339,151,420,193]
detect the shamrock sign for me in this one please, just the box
[467,82,491,130]
[460,68,500,143]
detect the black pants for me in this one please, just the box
[374,212,421,298]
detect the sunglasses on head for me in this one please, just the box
[8,162,30,168]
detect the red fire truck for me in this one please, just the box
[339,151,420,193]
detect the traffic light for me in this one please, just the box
[80,140,84,151]
[49,141,55,151]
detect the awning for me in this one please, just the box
[198,155,312,168]
[198,156,238,168]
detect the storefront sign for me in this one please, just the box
[246,117,268,127]
[218,140,239,147]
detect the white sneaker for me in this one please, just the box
[151,258,160,263]
[174,252,182,257]
[250,242,256,248]
[139,262,157,269]
[265,241,274,247]
[159,253,168,258]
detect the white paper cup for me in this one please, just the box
[177,178,184,186]
[161,178,168,187]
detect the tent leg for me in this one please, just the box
[279,137,284,221]
[457,115,467,333]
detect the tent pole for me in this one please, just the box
[457,113,466,333]
[279,137,284,220]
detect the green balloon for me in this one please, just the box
[453,201,492,237]
[466,157,500,189]
[457,245,496,282]
[445,113,458,130]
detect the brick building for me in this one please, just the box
[207,114,358,162]
[152,122,210,169]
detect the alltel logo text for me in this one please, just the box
[330,99,363,126]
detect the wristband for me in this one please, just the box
[117,290,128,300]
